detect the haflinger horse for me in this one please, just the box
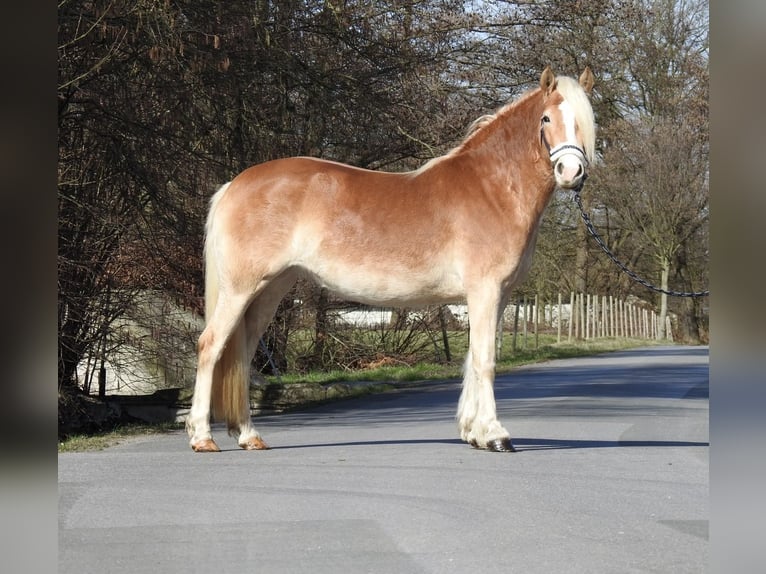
[187,66,596,453]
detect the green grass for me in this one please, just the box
[269,336,657,385]
[58,422,184,453]
[59,336,660,452]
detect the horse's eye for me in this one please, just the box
[541,115,551,124]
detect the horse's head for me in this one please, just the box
[539,67,596,190]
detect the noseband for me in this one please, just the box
[549,143,588,167]
[540,125,589,167]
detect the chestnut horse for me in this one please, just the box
[187,67,596,453]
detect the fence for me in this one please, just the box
[501,292,672,346]
[80,290,670,396]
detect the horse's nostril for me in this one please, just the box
[555,159,583,180]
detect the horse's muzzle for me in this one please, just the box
[550,144,587,189]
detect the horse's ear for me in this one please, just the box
[540,67,556,95]
[579,67,595,94]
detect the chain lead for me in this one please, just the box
[572,186,709,298]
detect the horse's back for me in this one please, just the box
[220,156,445,242]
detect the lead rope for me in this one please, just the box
[571,178,709,298]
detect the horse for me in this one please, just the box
[186,66,596,453]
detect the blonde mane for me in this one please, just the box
[465,114,497,138]
[456,74,596,163]
[457,90,536,150]
[555,75,597,163]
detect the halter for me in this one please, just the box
[540,125,589,167]
[549,143,588,167]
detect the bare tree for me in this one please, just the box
[477,0,708,340]
[593,0,709,339]
[58,0,499,406]
[58,0,226,397]
[598,116,708,338]
[58,0,709,440]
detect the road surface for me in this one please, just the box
[59,345,709,573]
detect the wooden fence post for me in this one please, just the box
[620,299,628,339]
[495,306,503,359]
[568,291,574,342]
[534,294,539,349]
[632,305,637,338]
[522,296,528,348]
[596,295,601,338]
[619,298,624,337]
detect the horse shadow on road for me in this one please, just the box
[265,436,708,452]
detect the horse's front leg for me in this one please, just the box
[457,290,515,452]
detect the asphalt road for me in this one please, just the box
[59,345,709,573]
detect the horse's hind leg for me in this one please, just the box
[235,270,298,450]
[457,287,514,452]
[187,293,252,452]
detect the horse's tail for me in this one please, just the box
[205,182,250,434]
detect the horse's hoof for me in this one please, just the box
[467,438,515,452]
[239,436,270,451]
[487,437,516,452]
[191,438,220,452]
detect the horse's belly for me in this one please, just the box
[305,262,464,307]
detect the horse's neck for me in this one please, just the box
[454,99,555,216]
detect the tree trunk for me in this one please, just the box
[438,306,452,362]
[255,298,293,375]
[313,287,329,367]
[574,219,589,294]
[673,246,703,344]
[657,258,669,340]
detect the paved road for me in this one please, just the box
[59,345,709,573]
